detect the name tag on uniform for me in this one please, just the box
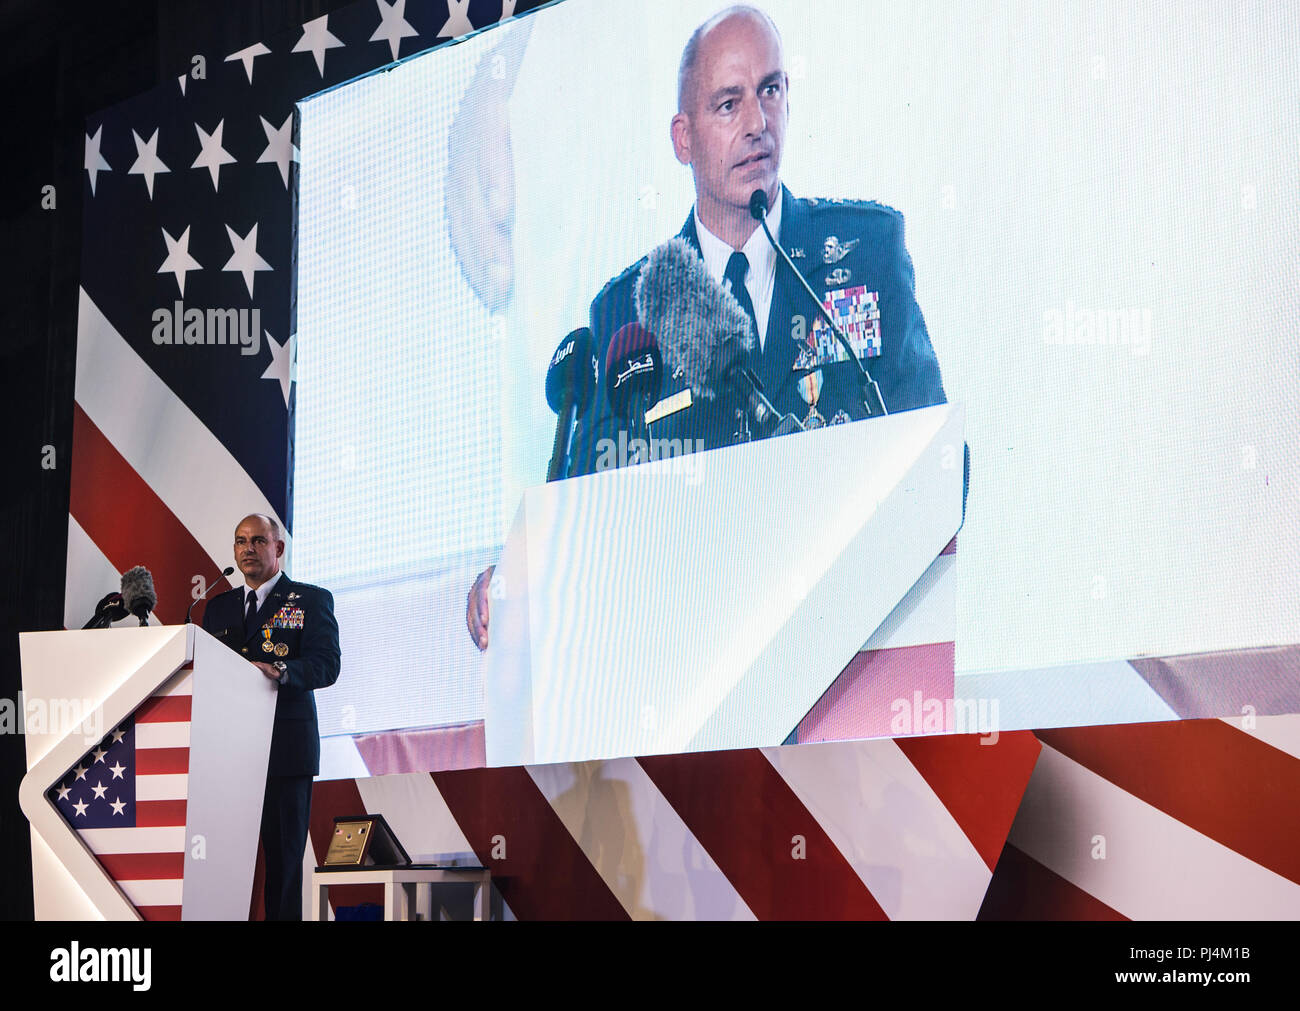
[794,285,882,371]
[645,387,692,425]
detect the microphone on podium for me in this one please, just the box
[187,566,236,624]
[82,591,129,629]
[604,322,663,455]
[749,188,887,417]
[120,566,157,626]
[545,327,596,482]
[635,237,802,440]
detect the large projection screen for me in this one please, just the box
[293,0,1300,750]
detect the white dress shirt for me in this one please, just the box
[244,568,284,614]
[693,188,783,352]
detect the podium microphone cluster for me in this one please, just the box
[83,567,157,628]
[748,188,887,417]
[635,238,803,440]
[545,327,596,482]
[84,566,157,628]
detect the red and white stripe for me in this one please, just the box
[308,726,1040,921]
[309,715,1300,920]
[78,669,193,921]
[66,288,287,627]
[995,714,1300,920]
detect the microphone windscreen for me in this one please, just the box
[121,565,157,615]
[634,237,752,401]
[604,322,662,417]
[749,188,768,221]
[545,327,596,418]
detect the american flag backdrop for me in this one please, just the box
[49,0,1300,925]
[980,714,1300,920]
[48,669,193,921]
[66,0,962,770]
[309,728,1045,920]
[65,0,549,631]
[306,715,1300,921]
[60,0,552,921]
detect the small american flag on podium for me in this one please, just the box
[48,669,194,920]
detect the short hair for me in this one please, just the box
[237,513,283,543]
[677,5,783,113]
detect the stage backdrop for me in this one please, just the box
[65,0,1300,758]
[63,3,549,695]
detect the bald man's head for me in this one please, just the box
[677,5,783,115]
[670,5,787,241]
[233,513,284,588]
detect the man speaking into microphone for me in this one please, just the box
[203,514,340,919]
[467,3,953,649]
[567,3,949,471]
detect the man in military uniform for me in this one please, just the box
[466,4,956,648]
[203,513,341,919]
[566,3,949,474]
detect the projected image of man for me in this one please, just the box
[565,3,949,473]
[468,4,953,650]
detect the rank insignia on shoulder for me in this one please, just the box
[826,267,852,287]
[793,284,882,369]
[822,236,859,265]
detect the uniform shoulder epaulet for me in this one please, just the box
[805,196,902,220]
[592,255,648,307]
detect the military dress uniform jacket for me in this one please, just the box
[567,186,949,477]
[202,577,341,777]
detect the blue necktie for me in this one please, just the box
[243,589,258,639]
[724,251,759,347]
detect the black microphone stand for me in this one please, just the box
[546,394,575,483]
[187,566,235,624]
[750,190,887,418]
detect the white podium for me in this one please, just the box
[18,625,276,920]
[485,403,964,766]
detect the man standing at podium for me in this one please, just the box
[203,513,341,920]
[467,4,953,649]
